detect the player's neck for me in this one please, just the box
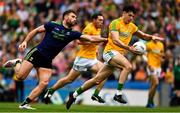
[62,21,71,29]
[122,17,129,25]
[92,22,99,29]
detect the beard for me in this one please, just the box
[66,20,77,28]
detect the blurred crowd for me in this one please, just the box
[0,0,180,104]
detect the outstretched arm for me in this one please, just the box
[135,30,164,41]
[79,35,107,43]
[111,31,141,54]
[18,25,46,52]
[24,25,45,43]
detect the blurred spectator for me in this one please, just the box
[170,55,180,106]
[164,62,174,84]
[0,71,15,102]
[135,62,147,81]
[0,72,7,101]
[16,1,29,22]
[0,0,179,103]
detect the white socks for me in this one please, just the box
[116,90,123,95]
[73,91,78,98]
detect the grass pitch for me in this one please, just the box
[0,103,180,113]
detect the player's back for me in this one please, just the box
[77,23,101,59]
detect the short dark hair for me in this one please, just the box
[123,5,136,14]
[62,9,77,20]
[91,13,103,20]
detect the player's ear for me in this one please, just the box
[122,11,126,17]
[64,15,68,20]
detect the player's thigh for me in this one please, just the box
[91,61,104,74]
[66,69,81,81]
[149,75,159,85]
[37,67,53,83]
[109,53,131,69]
[17,60,34,77]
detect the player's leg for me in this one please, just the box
[66,64,113,109]
[19,67,52,109]
[90,61,106,103]
[66,51,132,109]
[3,59,34,80]
[146,74,159,108]
[44,68,80,104]
[105,51,132,104]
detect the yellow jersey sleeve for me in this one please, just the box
[77,23,101,59]
[104,18,138,55]
[82,24,92,35]
[109,19,120,31]
[131,23,138,34]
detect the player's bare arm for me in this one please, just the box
[111,31,141,54]
[76,39,92,45]
[18,25,46,52]
[135,30,164,41]
[79,35,107,43]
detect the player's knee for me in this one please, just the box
[67,78,74,83]
[39,81,49,88]
[153,81,159,87]
[16,73,25,81]
[124,64,133,71]
[15,75,24,81]
[93,79,102,85]
[64,77,74,83]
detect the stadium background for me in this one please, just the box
[0,0,180,109]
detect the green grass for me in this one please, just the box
[0,103,180,113]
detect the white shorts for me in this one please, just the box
[103,50,119,65]
[72,57,98,72]
[146,67,162,77]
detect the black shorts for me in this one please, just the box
[24,47,52,69]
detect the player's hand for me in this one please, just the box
[152,35,164,42]
[18,41,27,52]
[129,46,142,55]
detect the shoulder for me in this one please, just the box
[146,41,152,46]
[51,21,62,25]
[110,18,120,25]
[129,22,138,28]
[109,18,120,30]
[45,21,62,27]
[159,42,164,47]
[84,23,93,30]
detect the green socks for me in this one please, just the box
[21,97,32,106]
[76,87,83,95]
[93,89,100,96]
[117,83,123,91]
[48,88,55,94]
[73,87,84,98]
[148,98,154,104]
